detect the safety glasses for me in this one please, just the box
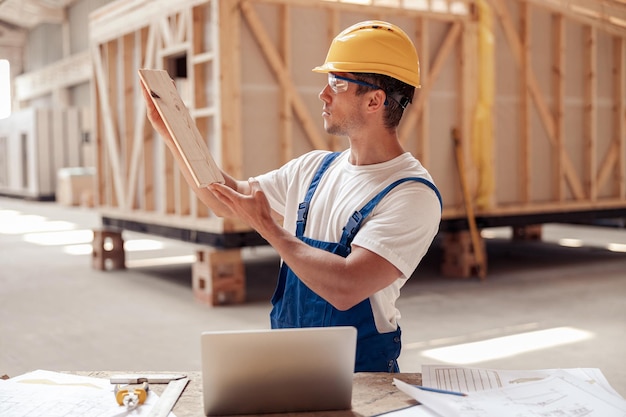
[327,73,382,94]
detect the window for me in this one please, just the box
[0,60,10,120]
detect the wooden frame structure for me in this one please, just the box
[89,0,475,231]
[88,0,626,285]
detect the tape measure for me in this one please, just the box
[146,377,189,417]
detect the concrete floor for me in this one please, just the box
[1,196,625,397]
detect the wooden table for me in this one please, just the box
[85,371,420,416]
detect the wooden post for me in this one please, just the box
[192,248,246,306]
[441,230,487,279]
[92,229,126,270]
[512,224,542,241]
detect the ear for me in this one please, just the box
[365,90,386,113]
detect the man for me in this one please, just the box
[143,20,442,372]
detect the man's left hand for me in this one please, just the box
[209,179,276,237]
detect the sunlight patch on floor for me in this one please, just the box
[420,327,594,364]
[23,229,93,245]
[0,211,75,234]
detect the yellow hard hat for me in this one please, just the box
[312,20,420,88]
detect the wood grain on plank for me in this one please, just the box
[138,69,224,187]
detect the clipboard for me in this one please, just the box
[138,69,225,187]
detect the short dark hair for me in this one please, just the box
[352,72,415,129]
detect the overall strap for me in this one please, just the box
[340,177,442,247]
[296,152,341,238]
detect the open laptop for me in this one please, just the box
[200,326,357,416]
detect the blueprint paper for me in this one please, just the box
[421,364,623,399]
[394,374,626,417]
[375,404,442,416]
[0,369,174,417]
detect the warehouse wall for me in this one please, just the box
[69,0,115,54]
[24,24,63,72]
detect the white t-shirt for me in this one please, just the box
[255,149,441,333]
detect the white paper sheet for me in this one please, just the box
[395,372,626,417]
[0,370,174,417]
[421,364,624,399]
[374,404,441,416]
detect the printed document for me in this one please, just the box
[0,369,173,417]
[392,366,626,417]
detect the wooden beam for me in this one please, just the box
[519,1,531,204]
[123,33,135,208]
[583,25,597,201]
[279,4,293,164]
[89,0,207,44]
[250,0,473,22]
[177,8,189,44]
[107,40,121,208]
[14,51,91,101]
[142,26,156,212]
[415,17,430,165]
[552,13,565,201]
[179,12,192,217]
[159,13,175,48]
[219,0,243,178]
[127,28,149,212]
[91,41,125,208]
[190,3,206,218]
[326,9,342,152]
[523,0,626,38]
[615,37,625,200]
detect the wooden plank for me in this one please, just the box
[177,9,188,44]
[92,49,105,207]
[191,3,209,219]
[92,42,129,208]
[89,0,207,44]
[138,69,225,187]
[127,30,146,210]
[177,12,192,217]
[614,37,625,199]
[123,33,136,208]
[108,40,121,208]
[583,25,597,201]
[520,2,530,204]
[251,0,473,22]
[523,0,626,38]
[220,0,243,178]
[279,4,293,164]
[415,17,430,165]
[552,13,565,201]
[326,9,342,152]
[141,26,155,212]
[14,51,91,101]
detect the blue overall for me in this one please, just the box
[270,152,442,372]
